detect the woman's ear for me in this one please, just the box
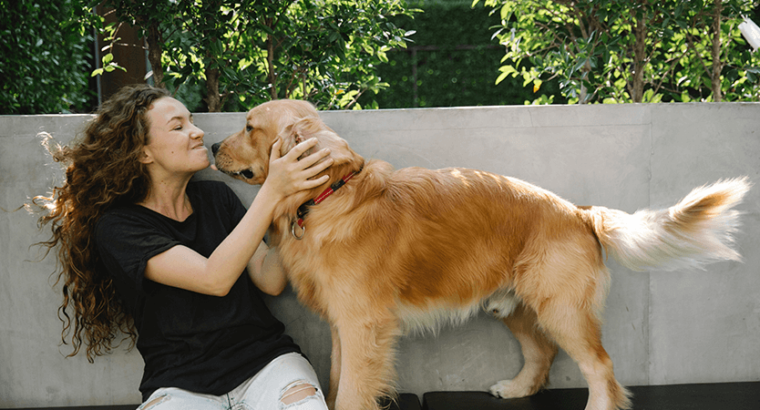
[138,146,154,164]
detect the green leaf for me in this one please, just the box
[495,71,510,84]
[500,4,509,21]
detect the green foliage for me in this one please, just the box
[359,0,564,108]
[94,0,417,111]
[360,0,566,107]
[0,0,95,114]
[476,0,760,104]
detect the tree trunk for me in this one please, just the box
[632,14,647,103]
[711,0,723,102]
[205,66,222,112]
[146,23,165,88]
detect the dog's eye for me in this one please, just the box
[246,125,253,132]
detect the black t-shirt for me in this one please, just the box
[95,180,300,401]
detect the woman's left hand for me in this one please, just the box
[263,137,334,202]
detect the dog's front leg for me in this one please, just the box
[326,322,342,410]
[334,314,399,410]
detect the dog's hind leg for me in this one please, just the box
[536,300,630,410]
[510,237,630,410]
[490,302,558,399]
[333,314,400,410]
[326,323,342,410]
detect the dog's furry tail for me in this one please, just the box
[583,178,750,271]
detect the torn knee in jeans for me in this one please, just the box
[139,394,170,410]
[280,380,318,405]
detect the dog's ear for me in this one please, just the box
[277,120,302,157]
[279,116,353,166]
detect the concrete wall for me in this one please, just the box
[1,103,758,408]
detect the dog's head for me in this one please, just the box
[213,99,364,211]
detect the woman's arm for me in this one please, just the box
[144,138,332,296]
[248,241,287,296]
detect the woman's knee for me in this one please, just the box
[138,393,170,410]
[279,380,326,409]
[137,388,222,410]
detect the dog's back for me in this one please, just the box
[280,160,603,322]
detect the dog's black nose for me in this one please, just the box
[211,142,220,155]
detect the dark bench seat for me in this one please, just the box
[422,382,760,410]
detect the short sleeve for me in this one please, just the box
[95,211,180,299]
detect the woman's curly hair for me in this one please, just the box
[32,84,170,362]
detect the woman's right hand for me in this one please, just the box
[262,137,333,202]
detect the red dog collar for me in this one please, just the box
[293,171,358,236]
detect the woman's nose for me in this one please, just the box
[190,124,205,139]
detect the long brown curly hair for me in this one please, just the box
[32,84,170,362]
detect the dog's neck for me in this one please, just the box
[273,149,365,235]
[296,169,360,228]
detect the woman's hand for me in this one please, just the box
[262,137,333,203]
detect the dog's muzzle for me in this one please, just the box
[211,143,255,180]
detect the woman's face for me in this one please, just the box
[142,97,209,177]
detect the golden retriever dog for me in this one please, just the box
[211,99,749,410]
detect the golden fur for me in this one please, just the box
[213,99,749,410]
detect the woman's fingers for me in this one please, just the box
[305,152,334,177]
[293,152,332,190]
[287,136,320,160]
[299,147,332,172]
[265,136,339,197]
[302,174,331,190]
[283,137,334,178]
[270,138,283,161]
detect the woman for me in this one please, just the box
[34,84,333,409]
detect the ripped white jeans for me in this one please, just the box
[138,353,328,410]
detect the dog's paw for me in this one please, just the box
[489,379,534,399]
